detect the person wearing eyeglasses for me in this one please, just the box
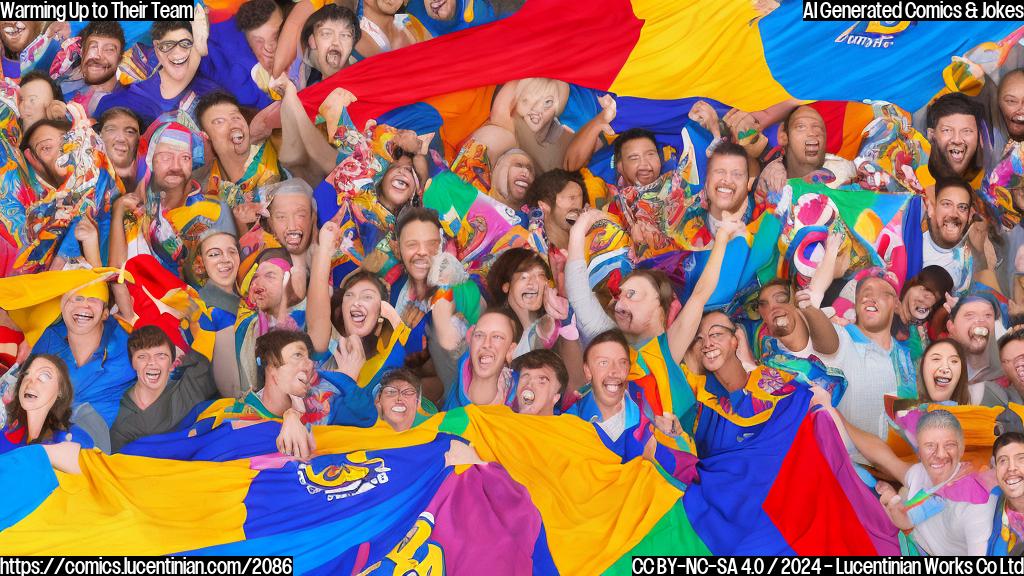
[374,368,424,433]
[94,12,219,128]
[922,177,977,297]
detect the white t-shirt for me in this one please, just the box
[922,231,971,295]
[904,464,996,556]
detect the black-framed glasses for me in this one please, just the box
[156,39,194,53]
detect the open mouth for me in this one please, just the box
[325,49,344,68]
[520,290,539,303]
[389,174,411,194]
[215,262,234,276]
[1006,475,1023,488]
[864,305,878,313]
[512,178,531,192]
[22,390,37,401]
[614,308,632,326]
[947,143,967,164]
[565,209,581,226]
[703,349,721,361]
[602,379,623,395]
[941,217,963,236]
[230,128,245,147]
[284,231,304,248]
[933,375,952,387]
[804,138,821,157]
[519,389,535,406]
[143,368,163,385]
[390,404,407,414]
[972,326,989,339]
[772,312,790,329]
[168,54,190,68]
[349,308,367,325]
[72,311,95,326]
[713,185,737,201]
[411,257,430,275]
[913,305,930,318]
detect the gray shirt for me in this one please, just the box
[110,351,217,452]
[564,259,616,343]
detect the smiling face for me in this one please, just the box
[780,106,826,171]
[267,341,315,397]
[705,153,748,217]
[757,284,799,339]
[200,102,250,160]
[379,157,417,212]
[949,300,996,357]
[341,278,383,338]
[309,19,355,76]
[60,293,109,337]
[81,34,122,86]
[469,313,516,381]
[516,365,561,416]
[154,29,195,83]
[928,184,971,249]
[539,181,583,234]
[199,233,240,292]
[131,344,174,394]
[855,277,896,333]
[583,340,631,412]
[695,312,739,374]
[26,124,66,185]
[904,284,938,322]
[504,264,547,316]
[151,140,193,195]
[996,441,1024,502]
[99,113,140,171]
[268,194,313,255]
[503,153,534,205]
[244,7,283,72]
[616,137,661,187]
[1001,73,1024,142]
[918,425,964,485]
[397,220,442,284]
[930,113,979,177]
[0,21,41,55]
[921,341,962,403]
[17,357,62,415]
[18,78,55,130]
[613,275,665,341]
[248,260,287,313]
[1002,339,1024,389]
[375,379,418,431]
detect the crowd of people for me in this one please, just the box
[3,0,1024,560]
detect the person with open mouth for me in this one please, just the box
[443,308,520,411]
[486,148,535,210]
[925,92,985,189]
[0,354,97,455]
[373,368,424,433]
[946,294,1007,407]
[922,178,975,297]
[524,169,585,293]
[94,13,221,129]
[109,325,219,453]
[914,339,971,405]
[815,390,997,556]
[194,91,287,223]
[989,431,1024,555]
[298,4,358,89]
[893,266,953,361]
[511,349,566,417]
[563,329,635,441]
[755,104,854,200]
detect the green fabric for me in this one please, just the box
[601,501,710,575]
[453,280,482,325]
[438,406,470,436]
[424,171,477,218]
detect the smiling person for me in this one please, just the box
[946,294,1006,406]
[96,107,142,193]
[564,329,637,439]
[998,329,1024,406]
[923,178,975,296]
[109,325,219,452]
[524,169,585,291]
[511,348,567,416]
[443,308,521,410]
[989,432,1024,555]
[754,105,849,200]
[915,339,971,405]
[819,404,996,556]
[0,354,98,454]
[374,368,423,432]
[893,266,954,361]
[926,92,986,189]
[94,15,219,127]
[260,179,316,260]
[65,21,126,116]
[194,91,287,210]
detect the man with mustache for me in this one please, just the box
[65,21,126,116]
[923,177,976,296]
[948,294,1007,406]
[193,91,286,226]
[925,93,986,188]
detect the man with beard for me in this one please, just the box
[925,93,986,189]
[298,4,359,89]
[66,21,125,116]
[524,169,584,292]
[109,116,235,284]
[947,295,1006,406]
[800,269,916,445]
[193,91,286,217]
[988,432,1024,555]
[704,142,753,237]
[511,348,566,416]
[563,96,664,188]
[923,177,976,296]
[96,107,141,194]
[1,21,64,79]
[95,16,220,127]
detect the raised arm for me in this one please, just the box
[666,211,744,363]
[565,208,617,341]
[307,221,339,354]
[272,0,316,78]
[563,95,615,172]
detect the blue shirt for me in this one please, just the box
[94,72,224,127]
[32,317,135,427]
